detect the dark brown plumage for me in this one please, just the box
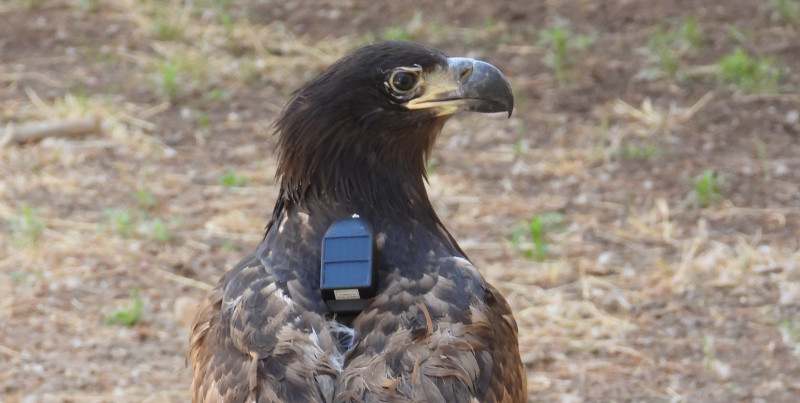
[188,41,526,402]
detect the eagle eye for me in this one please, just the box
[391,71,417,92]
[386,67,421,98]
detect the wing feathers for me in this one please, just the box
[189,255,347,403]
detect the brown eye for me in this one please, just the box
[389,70,419,93]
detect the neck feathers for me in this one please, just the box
[274,99,446,218]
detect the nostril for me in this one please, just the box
[460,66,474,81]
[448,57,477,84]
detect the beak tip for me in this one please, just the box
[454,58,514,116]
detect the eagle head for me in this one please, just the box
[274,41,513,205]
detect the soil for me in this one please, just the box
[1,0,799,402]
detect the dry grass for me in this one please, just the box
[2,0,800,401]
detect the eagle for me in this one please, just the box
[188,41,526,402]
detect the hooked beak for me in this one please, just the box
[406,57,514,117]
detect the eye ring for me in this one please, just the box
[387,67,421,96]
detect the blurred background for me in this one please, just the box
[1,0,799,401]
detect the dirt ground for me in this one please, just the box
[1,0,799,402]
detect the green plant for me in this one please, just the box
[528,217,548,259]
[513,140,528,158]
[159,60,182,99]
[771,0,800,25]
[153,18,184,41]
[616,141,663,161]
[724,25,748,44]
[381,26,414,42]
[154,48,224,98]
[104,289,144,327]
[644,18,704,78]
[10,204,45,247]
[677,17,704,50]
[692,170,723,208]
[106,209,136,238]
[8,271,25,284]
[538,19,595,84]
[220,170,248,188]
[77,0,100,13]
[23,0,51,8]
[511,213,564,260]
[220,14,235,39]
[648,27,680,77]
[717,48,780,93]
[205,89,232,101]
[149,6,185,42]
[134,188,158,211]
[197,112,212,127]
[147,218,170,243]
[379,11,423,41]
